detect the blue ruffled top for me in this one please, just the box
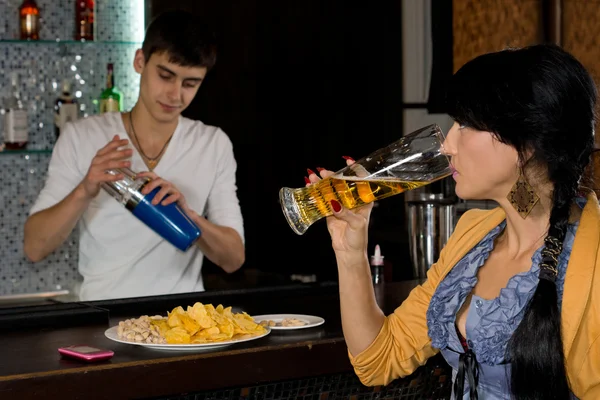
[426,200,583,399]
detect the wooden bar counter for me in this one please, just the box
[0,281,451,400]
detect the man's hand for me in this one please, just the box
[135,171,189,210]
[79,135,132,199]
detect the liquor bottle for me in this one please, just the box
[102,168,202,251]
[54,79,78,139]
[19,0,40,40]
[3,73,28,149]
[75,0,94,41]
[99,63,123,113]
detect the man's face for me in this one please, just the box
[134,50,207,123]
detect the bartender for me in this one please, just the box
[23,10,245,301]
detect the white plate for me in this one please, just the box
[104,326,271,351]
[252,314,325,330]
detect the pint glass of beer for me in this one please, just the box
[279,124,451,235]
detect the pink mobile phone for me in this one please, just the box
[58,345,114,362]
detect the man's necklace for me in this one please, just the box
[128,110,173,170]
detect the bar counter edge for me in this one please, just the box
[0,280,423,400]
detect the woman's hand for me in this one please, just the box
[308,158,385,357]
[306,157,374,259]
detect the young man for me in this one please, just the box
[23,10,245,301]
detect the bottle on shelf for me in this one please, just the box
[99,63,123,113]
[19,0,40,40]
[3,72,28,150]
[75,0,95,41]
[54,79,78,139]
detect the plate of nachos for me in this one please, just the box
[105,302,270,351]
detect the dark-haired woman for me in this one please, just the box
[308,43,600,399]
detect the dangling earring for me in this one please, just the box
[507,168,539,219]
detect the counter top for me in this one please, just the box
[0,290,71,309]
[0,281,422,400]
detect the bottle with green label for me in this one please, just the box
[99,63,122,113]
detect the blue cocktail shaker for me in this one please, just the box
[101,168,201,251]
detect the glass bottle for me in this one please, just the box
[19,0,40,40]
[75,0,94,41]
[99,63,123,113]
[54,79,78,139]
[3,72,28,149]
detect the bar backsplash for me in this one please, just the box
[0,0,144,295]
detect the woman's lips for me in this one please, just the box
[450,165,459,178]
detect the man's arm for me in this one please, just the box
[197,132,245,273]
[24,185,92,262]
[23,135,133,262]
[190,214,245,273]
[133,171,246,274]
[135,130,245,274]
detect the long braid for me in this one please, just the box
[508,174,579,399]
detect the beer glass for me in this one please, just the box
[279,124,451,235]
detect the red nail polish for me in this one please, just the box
[304,176,310,184]
[330,199,341,212]
[316,167,325,172]
[342,156,355,162]
[307,168,316,176]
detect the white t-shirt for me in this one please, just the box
[30,112,244,301]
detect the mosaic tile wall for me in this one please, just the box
[0,0,145,296]
[0,153,80,295]
[0,41,141,149]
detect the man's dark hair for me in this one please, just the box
[142,10,217,70]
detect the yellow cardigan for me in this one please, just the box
[349,193,600,399]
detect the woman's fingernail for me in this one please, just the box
[330,199,341,213]
[316,167,324,172]
[307,168,316,176]
[342,156,354,161]
[304,176,311,185]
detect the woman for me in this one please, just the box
[308,44,600,399]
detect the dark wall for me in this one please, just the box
[148,0,407,283]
